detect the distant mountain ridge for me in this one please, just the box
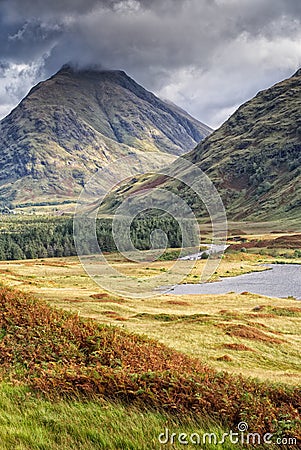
[107,68,301,221]
[0,65,211,206]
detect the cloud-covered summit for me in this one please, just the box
[0,0,300,127]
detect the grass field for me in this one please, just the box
[1,383,241,450]
[0,283,300,449]
[0,228,300,449]
[0,239,300,385]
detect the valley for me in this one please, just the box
[0,65,300,448]
[0,227,300,448]
[0,228,300,386]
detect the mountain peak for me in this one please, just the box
[0,65,211,206]
[51,64,153,99]
[56,63,127,78]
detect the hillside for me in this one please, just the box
[186,67,301,219]
[0,284,300,445]
[0,65,211,207]
[111,68,301,221]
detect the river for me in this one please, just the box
[170,264,301,300]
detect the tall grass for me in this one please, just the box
[0,284,300,446]
[0,383,242,450]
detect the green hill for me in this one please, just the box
[111,68,301,222]
[186,67,301,219]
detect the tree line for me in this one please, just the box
[0,214,192,261]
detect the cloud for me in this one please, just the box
[158,33,301,127]
[0,0,300,127]
[0,59,46,118]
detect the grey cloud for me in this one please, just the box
[0,0,300,127]
[3,21,64,63]
[1,0,181,19]
[1,0,109,18]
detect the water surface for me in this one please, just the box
[170,264,301,299]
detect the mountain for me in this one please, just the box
[0,65,211,207]
[116,68,301,221]
[187,67,301,219]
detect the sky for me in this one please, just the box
[0,0,300,128]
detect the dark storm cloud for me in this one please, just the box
[0,0,300,127]
[1,21,64,64]
[1,0,181,18]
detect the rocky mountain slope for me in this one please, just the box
[187,67,301,219]
[0,65,211,207]
[116,68,301,221]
